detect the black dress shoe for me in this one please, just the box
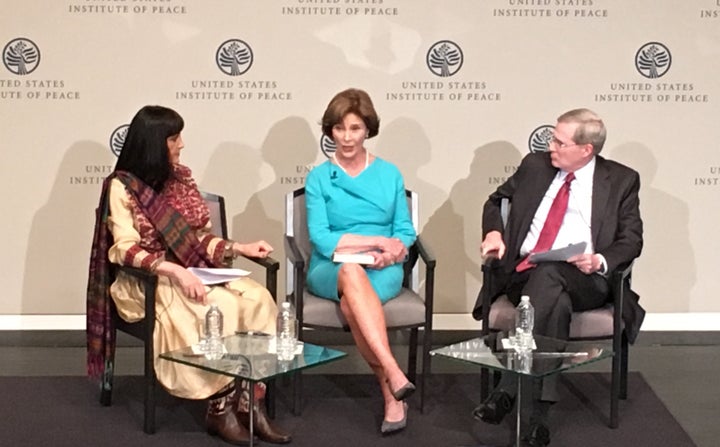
[522,422,550,447]
[472,390,515,425]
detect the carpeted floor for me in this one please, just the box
[0,372,695,447]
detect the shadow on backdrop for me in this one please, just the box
[374,117,446,229]
[22,141,114,314]
[422,142,522,313]
[198,142,268,282]
[232,117,318,298]
[608,142,695,312]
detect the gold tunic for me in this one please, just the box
[106,179,277,399]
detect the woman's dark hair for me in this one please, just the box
[321,88,380,139]
[114,105,184,191]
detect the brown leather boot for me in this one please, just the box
[236,399,292,445]
[207,387,253,446]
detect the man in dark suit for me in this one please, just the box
[472,108,644,446]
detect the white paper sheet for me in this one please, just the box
[187,267,250,285]
[528,242,587,263]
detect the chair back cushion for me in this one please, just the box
[287,189,312,267]
[200,191,228,239]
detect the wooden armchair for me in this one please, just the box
[99,191,279,434]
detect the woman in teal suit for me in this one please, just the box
[305,88,417,435]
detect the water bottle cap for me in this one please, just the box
[521,295,530,302]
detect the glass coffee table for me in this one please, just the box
[160,333,346,446]
[431,333,612,447]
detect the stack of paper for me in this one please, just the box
[187,267,250,285]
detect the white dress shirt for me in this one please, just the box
[520,157,595,257]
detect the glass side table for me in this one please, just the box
[431,333,611,447]
[160,332,346,447]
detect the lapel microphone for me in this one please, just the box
[330,171,338,180]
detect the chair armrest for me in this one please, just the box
[415,236,436,270]
[118,266,158,308]
[284,235,307,319]
[117,266,157,337]
[609,261,633,333]
[240,255,279,302]
[480,257,502,335]
[611,261,633,283]
[284,235,305,271]
[242,254,280,272]
[118,265,157,282]
[415,236,436,325]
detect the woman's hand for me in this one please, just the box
[367,251,397,270]
[234,240,274,258]
[379,237,407,263]
[158,262,207,304]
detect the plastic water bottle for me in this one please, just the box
[204,303,224,360]
[516,350,533,373]
[276,301,297,361]
[514,295,535,353]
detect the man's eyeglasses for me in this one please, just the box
[549,136,580,149]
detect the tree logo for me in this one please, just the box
[109,124,129,157]
[635,42,671,79]
[426,40,463,77]
[3,38,40,75]
[216,39,253,76]
[528,125,554,153]
[319,134,336,158]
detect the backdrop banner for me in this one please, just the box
[1,1,719,324]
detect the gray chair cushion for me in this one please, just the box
[303,288,427,329]
[489,295,619,339]
[569,304,620,339]
[488,295,516,332]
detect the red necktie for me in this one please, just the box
[516,172,575,272]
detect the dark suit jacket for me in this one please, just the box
[472,152,645,343]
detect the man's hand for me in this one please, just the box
[567,253,602,275]
[480,231,505,260]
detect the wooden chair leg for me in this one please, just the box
[265,379,276,419]
[292,372,303,416]
[609,332,623,429]
[420,328,432,414]
[480,368,489,401]
[408,329,418,384]
[100,358,114,407]
[620,333,629,400]
[143,340,156,434]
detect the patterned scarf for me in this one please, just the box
[86,170,217,379]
